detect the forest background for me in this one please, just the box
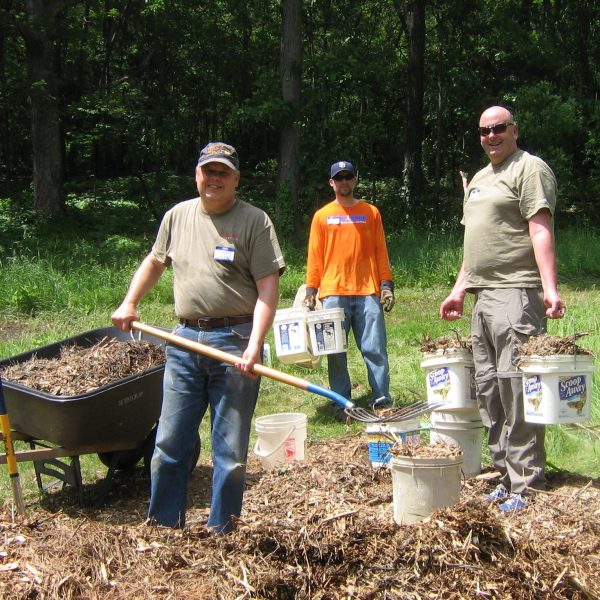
[1,0,599,239]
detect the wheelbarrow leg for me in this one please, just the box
[31,441,85,507]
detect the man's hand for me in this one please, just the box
[111,302,140,332]
[544,291,566,319]
[380,281,395,312]
[303,287,318,311]
[439,296,464,321]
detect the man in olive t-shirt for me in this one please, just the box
[112,142,285,533]
[440,106,565,512]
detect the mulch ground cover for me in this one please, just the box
[0,336,598,598]
[0,436,598,599]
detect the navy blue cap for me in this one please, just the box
[197,142,239,171]
[330,161,355,178]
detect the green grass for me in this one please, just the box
[1,191,599,505]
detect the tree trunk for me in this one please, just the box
[403,0,425,209]
[19,0,78,216]
[276,0,302,242]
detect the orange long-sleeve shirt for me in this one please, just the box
[306,200,393,297]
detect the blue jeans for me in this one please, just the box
[322,295,390,406]
[148,322,260,533]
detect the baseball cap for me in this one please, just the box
[330,161,355,178]
[197,142,239,171]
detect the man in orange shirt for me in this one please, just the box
[304,161,395,420]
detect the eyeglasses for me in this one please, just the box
[332,174,355,181]
[478,122,514,136]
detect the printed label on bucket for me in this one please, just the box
[559,374,589,416]
[313,321,338,353]
[283,437,296,462]
[525,373,590,418]
[368,432,420,467]
[277,321,304,352]
[524,375,544,416]
[428,367,451,399]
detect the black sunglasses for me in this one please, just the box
[478,122,514,136]
[332,173,355,181]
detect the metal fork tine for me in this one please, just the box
[345,401,446,423]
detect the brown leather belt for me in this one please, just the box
[179,315,253,329]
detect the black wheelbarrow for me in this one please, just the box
[0,327,198,506]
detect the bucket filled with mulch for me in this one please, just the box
[390,441,463,525]
[518,333,596,424]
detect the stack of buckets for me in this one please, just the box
[420,348,484,478]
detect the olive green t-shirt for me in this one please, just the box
[462,149,557,289]
[152,197,285,318]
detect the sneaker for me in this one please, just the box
[371,396,393,410]
[483,483,509,502]
[499,493,527,512]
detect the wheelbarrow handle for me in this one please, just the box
[131,321,353,409]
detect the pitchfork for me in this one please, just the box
[131,321,443,424]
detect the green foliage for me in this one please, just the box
[2,0,599,228]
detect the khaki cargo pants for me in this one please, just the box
[471,288,547,493]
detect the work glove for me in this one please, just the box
[380,281,395,312]
[303,287,318,311]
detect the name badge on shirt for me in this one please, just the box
[327,216,341,225]
[214,245,235,262]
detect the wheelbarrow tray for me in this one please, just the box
[0,327,164,448]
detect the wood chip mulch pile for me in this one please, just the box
[0,338,165,396]
[518,333,594,357]
[1,437,598,599]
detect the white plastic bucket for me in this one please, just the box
[430,421,484,477]
[421,349,477,411]
[365,419,421,468]
[391,454,463,524]
[519,355,596,424]
[253,413,307,470]
[272,308,314,365]
[306,308,347,356]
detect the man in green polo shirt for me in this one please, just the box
[440,106,565,511]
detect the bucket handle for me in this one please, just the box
[253,426,297,458]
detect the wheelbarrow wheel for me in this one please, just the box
[97,424,163,472]
[97,445,145,471]
[143,425,201,478]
